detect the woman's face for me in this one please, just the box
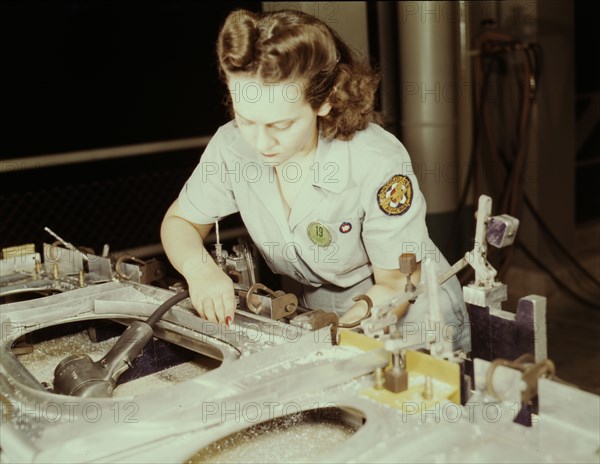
[227,74,331,164]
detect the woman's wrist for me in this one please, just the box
[181,250,217,280]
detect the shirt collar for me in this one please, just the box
[226,122,352,193]
[311,134,352,193]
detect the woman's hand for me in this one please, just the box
[339,298,371,326]
[161,199,236,325]
[183,261,236,325]
[339,264,421,327]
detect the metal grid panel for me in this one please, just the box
[0,150,244,253]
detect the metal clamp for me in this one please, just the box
[242,283,298,320]
[486,354,558,403]
[290,309,339,345]
[115,256,165,284]
[115,255,146,281]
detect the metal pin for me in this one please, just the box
[44,227,75,251]
[374,367,384,390]
[34,259,42,276]
[44,227,89,262]
[423,376,434,400]
[214,220,224,269]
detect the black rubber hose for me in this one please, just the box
[145,290,190,327]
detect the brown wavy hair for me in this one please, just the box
[217,9,381,141]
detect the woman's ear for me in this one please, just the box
[317,101,332,117]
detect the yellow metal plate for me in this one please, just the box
[406,350,461,404]
[338,330,383,352]
[360,350,461,411]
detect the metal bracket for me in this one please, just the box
[238,283,298,320]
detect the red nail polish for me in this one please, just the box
[225,316,232,328]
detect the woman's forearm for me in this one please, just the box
[160,201,220,280]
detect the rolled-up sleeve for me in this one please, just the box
[178,127,239,224]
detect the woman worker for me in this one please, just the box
[160,9,470,352]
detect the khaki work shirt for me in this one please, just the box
[178,121,471,351]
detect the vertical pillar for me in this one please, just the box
[398,1,461,260]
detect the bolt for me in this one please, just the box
[374,367,384,390]
[423,376,434,400]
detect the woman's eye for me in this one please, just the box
[273,122,292,130]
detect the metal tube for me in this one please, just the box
[398,1,460,214]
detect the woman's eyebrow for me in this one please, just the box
[235,111,294,125]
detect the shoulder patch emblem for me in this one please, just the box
[377,174,413,216]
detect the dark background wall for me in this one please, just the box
[574,1,600,224]
[1,1,260,253]
[2,1,257,156]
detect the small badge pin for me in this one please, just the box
[339,222,352,234]
[307,221,332,247]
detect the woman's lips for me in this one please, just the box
[261,153,278,158]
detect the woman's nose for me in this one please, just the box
[255,126,275,153]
